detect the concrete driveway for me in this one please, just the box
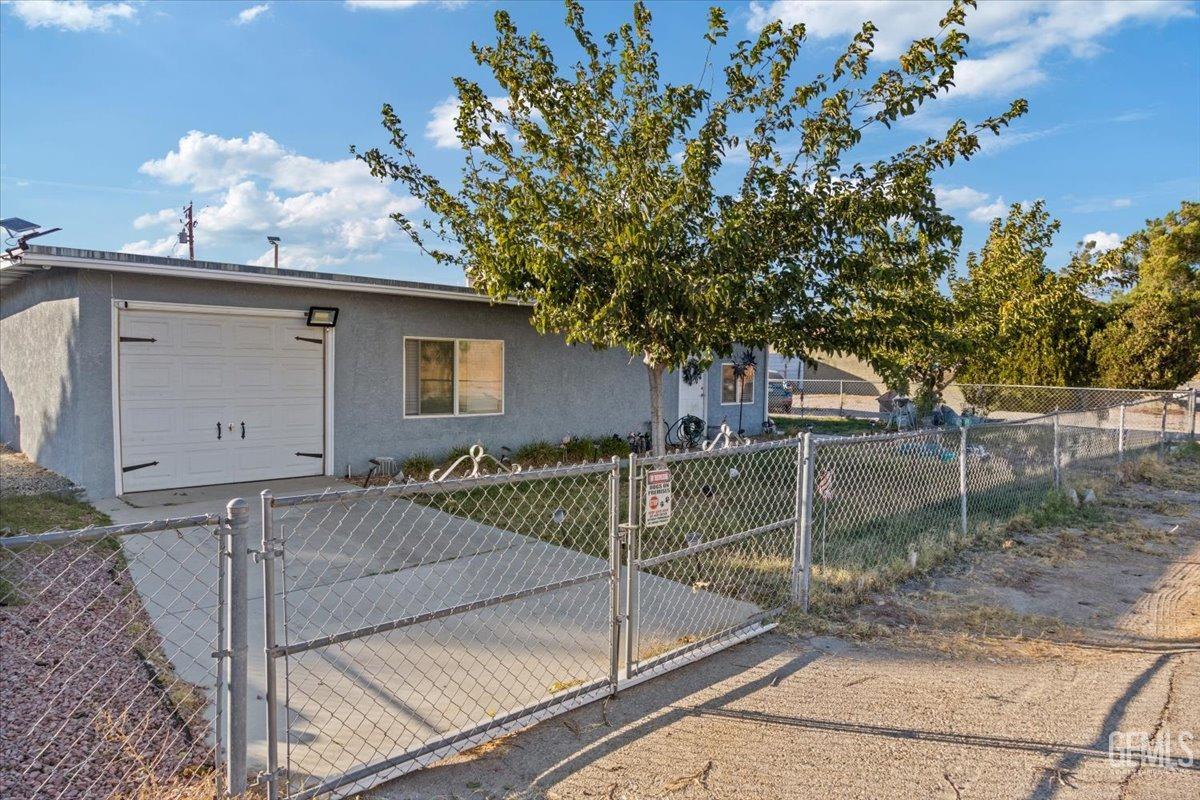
[94,476,762,792]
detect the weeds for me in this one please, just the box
[0,492,111,535]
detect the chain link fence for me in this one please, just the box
[0,514,228,800]
[802,393,1194,611]
[767,377,1191,426]
[2,385,1195,800]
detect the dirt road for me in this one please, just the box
[376,454,1200,800]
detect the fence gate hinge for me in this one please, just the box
[211,648,232,660]
[252,770,276,787]
[251,541,284,563]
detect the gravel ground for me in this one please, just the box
[0,541,214,798]
[0,446,77,498]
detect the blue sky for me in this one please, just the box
[1,0,1197,285]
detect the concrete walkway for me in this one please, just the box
[94,476,762,792]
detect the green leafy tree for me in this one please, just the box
[355,0,1025,453]
[868,249,971,416]
[954,201,1102,386]
[1090,202,1200,388]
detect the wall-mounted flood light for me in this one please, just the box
[306,306,339,327]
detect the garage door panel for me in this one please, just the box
[119,308,325,492]
[278,327,324,352]
[121,358,176,394]
[232,321,275,350]
[179,318,228,350]
[230,401,322,443]
[121,317,175,348]
[176,359,227,392]
[278,359,323,391]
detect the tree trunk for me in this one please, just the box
[646,358,667,457]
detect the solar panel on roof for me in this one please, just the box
[0,217,41,234]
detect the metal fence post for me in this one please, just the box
[792,433,815,611]
[1118,403,1126,463]
[607,457,621,693]
[1189,388,1197,441]
[1052,409,1062,490]
[260,491,280,800]
[838,380,845,413]
[959,424,968,537]
[1160,399,1169,457]
[622,452,639,678]
[224,498,249,797]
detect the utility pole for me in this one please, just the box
[180,201,197,260]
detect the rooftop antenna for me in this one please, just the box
[267,236,281,269]
[178,202,197,260]
[1,217,62,259]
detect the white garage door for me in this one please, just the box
[118,307,326,493]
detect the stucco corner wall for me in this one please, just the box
[0,268,90,490]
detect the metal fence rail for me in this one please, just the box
[624,441,796,679]
[261,460,624,800]
[767,378,1195,428]
[0,512,234,800]
[2,385,1195,800]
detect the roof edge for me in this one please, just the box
[1,245,518,305]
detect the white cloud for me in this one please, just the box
[977,122,1068,154]
[934,185,988,211]
[425,95,512,149]
[747,1,1192,98]
[125,131,420,270]
[1083,230,1122,252]
[132,207,179,230]
[8,0,136,32]
[1067,195,1135,213]
[968,198,1008,224]
[345,0,465,10]
[236,4,270,25]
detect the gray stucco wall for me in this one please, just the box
[1,268,84,486]
[4,267,696,496]
[2,266,771,497]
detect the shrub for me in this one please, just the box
[400,454,437,480]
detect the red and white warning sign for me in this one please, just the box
[644,467,673,527]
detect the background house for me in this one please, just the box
[0,246,767,497]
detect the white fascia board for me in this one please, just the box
[7,251,527,306]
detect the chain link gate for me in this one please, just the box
[259,460,625,800]
[621,442,797,680]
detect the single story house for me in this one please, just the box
[0,246,768,498]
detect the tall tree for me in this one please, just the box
[954,201,1102,386]
[866,233,971,416]
[356,0,1025,453]
[1090,201,1200,388]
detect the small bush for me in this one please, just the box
[596,436,632,459]
[401,454,437,480]
[562,438,600,462]
[512,440,564,468]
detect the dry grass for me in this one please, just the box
[1113,447,1200,492]
[95,710,217,800]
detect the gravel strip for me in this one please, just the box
[0,446,78,498]
[0,542,213,799]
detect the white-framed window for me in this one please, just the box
[720,362,755,405]
[404,337,504,417]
